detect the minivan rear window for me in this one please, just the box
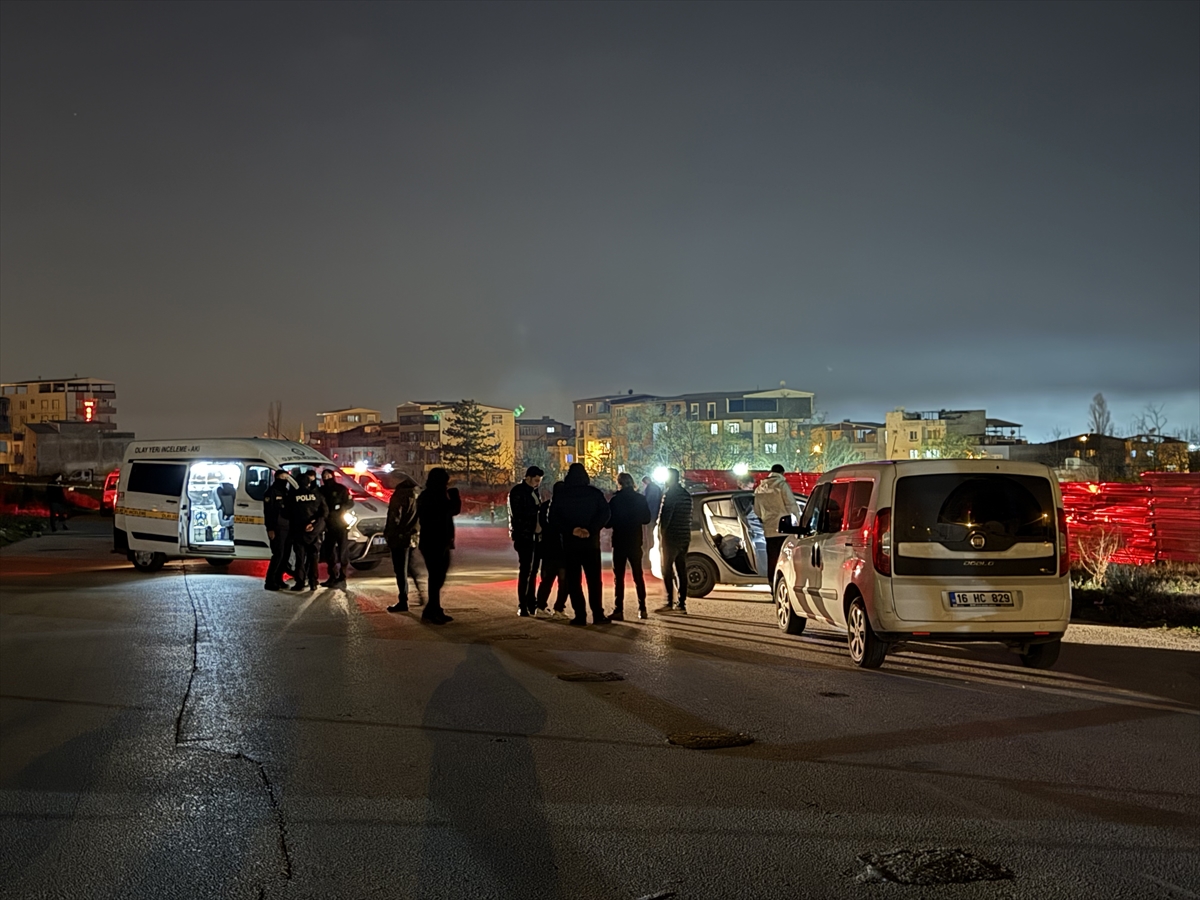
[127,462,187,497]
[893,474,1057,577]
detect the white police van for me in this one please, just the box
[113,438,390,572]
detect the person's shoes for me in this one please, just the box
[677,603,687,614]
[331,579,347,590]
[517,607,531,617]
[290,582,307,592]
[656,603,674,612]
[638,604,648,619]
[320,579,335,588]
[567,617,587,627]
[550,609,566,619]
[593,615,611,625]
[608,608,624,622]
[387,601,409,612]
[534,608,554,618]
[264,583,280,592]
[422,611,453,624]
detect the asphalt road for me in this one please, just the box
[2,516,1198,900]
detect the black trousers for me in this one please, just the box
[612,540,646,607]
[536,555,568,611]
[420,546,451,617]
[266,522,291,588]
[390,542,423,601]
[563,538,604,621]
[514,540,540,611]
[325,528,349,581]
[294,525,324,588]
[662,542,688,605]
[765,536,786,578]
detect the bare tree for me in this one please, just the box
[1075,526,1120,588]
[267,401,284,439]
[1087,393,1113,436]
[1132,402,1168,438]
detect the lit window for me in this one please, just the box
[909,449,919,459]
[764,421,778,434]
[546,426,555,433]
[1131,450,1137,458]
[728,422,740,434]
[765,443,778,454]
[710,423,719,435]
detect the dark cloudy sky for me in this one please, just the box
[2,1,1197,441]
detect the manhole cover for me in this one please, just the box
[666,731,754,750]
[857,848,1012,885]
[557,671,624,682]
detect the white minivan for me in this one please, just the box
[113,438,391,573]
[774,459,1071,669]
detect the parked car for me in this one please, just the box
[773,459,1071,669]
[101,467,120,515]
[651,489,808,597]
[340,466,393,502]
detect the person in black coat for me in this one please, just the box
[657,467,694,613]
[319,470,355,588]
[534,481,569,615]
[290,470,328,592]
[384,473,422,612]
[605,472,652,620]
[417,467,460,624]
[45,475,69,532]
[263,469,295,591]
[508,466,544,617]
[549,463,610,625]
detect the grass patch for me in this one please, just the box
[0,516,46,549]
[1072,563,1200,629]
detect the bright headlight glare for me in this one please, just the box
[343,511,357,527]
[732,462,750,477]
[652,466,669,484]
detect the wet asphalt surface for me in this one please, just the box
[1,517,1198,899]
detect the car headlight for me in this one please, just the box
[343,510,357,527]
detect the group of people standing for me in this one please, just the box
[263,468,356,591]
[508,463,695,625]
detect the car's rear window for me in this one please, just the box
[894,474,1054,548]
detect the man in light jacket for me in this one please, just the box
[754,464,801,577]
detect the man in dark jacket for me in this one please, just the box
[384,473,422,612]
[46,475,69,532]
[319,470,355,588]
[508,466,544,617]
[290,470,328,592]
[263,469,295,591]
[549,463,610,625]
[657,468,694,613]
[416,467,460,624]
[606,473,652,620]
[534,481,569,616]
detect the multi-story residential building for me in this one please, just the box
[393,401,516,482]
[883,408,1027,460]
[0,396,11,474]
[1010,433,1190,480]
[515,416,576,475]
[317,408,381,434]
[308,420,388,466]
[574,388,816,475]
[1,377,118,433]
[824,420,885,461]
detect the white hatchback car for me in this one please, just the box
[774,459,1071,669]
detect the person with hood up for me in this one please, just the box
[754,464,801,576]
[657,468,693,613]
[605,473,652,620]
[384,472,423,612]
[263,468,297,591]
[289,470,328,592]
[534,480,569,617]
[416,467,460,624]
[549,463,610,626]
[508,465,544,617]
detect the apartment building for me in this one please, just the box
[393,401,515,482]
[317,408,381,434]
[515,416,576,474]
[1,377,118,474]
[574,387,816,474]
[883,408,1026,459]
[824,420,884,461]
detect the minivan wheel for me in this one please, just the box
[686,555,718,598]
[775,578,806,635]
[847,598,887,669]
[130,551,166,573]
[1019,638,1061,669]
[206,557,234,568]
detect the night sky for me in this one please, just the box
[2,1,1197,440]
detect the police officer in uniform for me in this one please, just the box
[263,469,296,591]
[290,470,328,591]
[320,469,354,589]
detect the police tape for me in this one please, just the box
[112,506,265,526]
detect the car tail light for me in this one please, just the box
[1057,507,1069,576]
[872,507,891,577]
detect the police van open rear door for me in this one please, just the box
[122,461,186,559]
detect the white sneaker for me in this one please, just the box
[549,609,566,619]
[534,608,554,618]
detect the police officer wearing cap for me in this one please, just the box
[263,469,297,591]
[320,469,355,589]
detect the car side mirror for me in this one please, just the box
[778,515,801,535]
